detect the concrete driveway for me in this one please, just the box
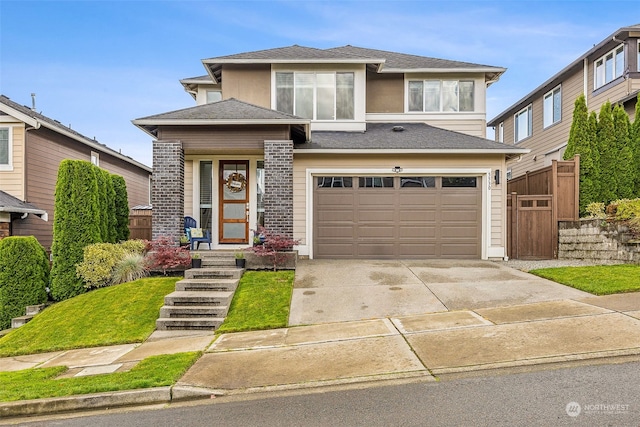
[289,259,590,325]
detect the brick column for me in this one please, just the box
[263,140,293,238]
[152,140,184,243]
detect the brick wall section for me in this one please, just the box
[558,219,640,262]
[0,222,9,239]
[264,140,293,238]
[152,140,184,243]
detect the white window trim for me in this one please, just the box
[405,79,475,113]
[594,44,624,90]
[543,85,562,129]
[90,151,99,166]
[0,126,13,171]
[514,104,533,143]
[498,122,504,143]
[273,71,355,121]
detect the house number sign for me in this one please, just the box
[226,172,247,192]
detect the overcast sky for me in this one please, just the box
[0,0,636,166]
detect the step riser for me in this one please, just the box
[159,306,228,317]
[11,316,33,328]
[166,299,228,306]
[175,282,238,292]
[156,319,223,331]
[25,304,46,316]
[185,269,243,280]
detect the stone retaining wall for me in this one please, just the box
[558,219,640,263]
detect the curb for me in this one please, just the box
[0,385,215,418]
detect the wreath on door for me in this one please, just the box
[226,172,247,192]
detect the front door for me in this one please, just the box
[219,160,249,244]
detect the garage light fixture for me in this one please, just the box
[392,166,403,173]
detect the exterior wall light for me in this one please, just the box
[392,166,403,173]
[494,169,501,185]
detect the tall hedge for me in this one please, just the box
[50,160,102,301]
[0,236,49,330]
[112,174,130,241]
[97,168,117,243]
[612,104,635,199]
[632,95,640,197]
[596,102,617,204]
[564,94,599,215]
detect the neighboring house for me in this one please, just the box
[133,45,527,260]
[488,24,640,179]
[0,95,152,250]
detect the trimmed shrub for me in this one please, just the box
[0,236,49,330]
[596,102,617,204]
[112,174,130,242]
[585,202,606,219]
[111,253,149,285]
[50,160,101,301]
[76,243,126,289]
[612,105,635,200]
[119,239,146,254]
[611,198,640,221]
[97,169,117,243]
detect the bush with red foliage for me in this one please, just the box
[246,226,299,271]
[145,236,191,274]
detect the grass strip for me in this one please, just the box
[0,352,200,402]
[217,270,294,333]
[0,277,179,357]
[529,264,640,295]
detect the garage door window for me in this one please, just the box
[359,177,394,188]
[400,177,436,188]
[442,177,477,187]
[318,177,352,188]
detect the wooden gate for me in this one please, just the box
[506,156,580,259]
[507,195,554,259]
[129,207,152,240]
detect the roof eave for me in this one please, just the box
[132,118,310,126]
[0,206,48,221]
[294,148,531,155]
[382,67,506,74]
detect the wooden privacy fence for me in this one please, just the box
[506,156,579,259]
[129,207,152,240]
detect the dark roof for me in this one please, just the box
[198,44,504,85]
[0,95,151,171]
[488,23,640,126]
[327,45,502,71]
[0,190,47,218]
[297,122,528,154]
[134,98,306,122]
[133,98,309,142]
[203,45,372,62]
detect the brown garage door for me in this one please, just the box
[314,176,481,259]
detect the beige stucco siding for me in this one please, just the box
[0,123,25,200]
[221,64,271,108]
[366,72,404,113]
[293,153,506,257]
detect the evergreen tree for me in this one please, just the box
[50,160,102,300]
[97,168,118,243]
[564,95,599,215]
[112,174,130,241]
[612,104,634,199]
[631,95,640,197]
[587,111,601,204]
[596,102,617,203]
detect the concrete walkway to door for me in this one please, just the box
[289,259,591,325]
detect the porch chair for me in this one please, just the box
[184,216,212,250]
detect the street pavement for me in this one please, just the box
[2,260,640,418]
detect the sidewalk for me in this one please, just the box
[2,292,640,417]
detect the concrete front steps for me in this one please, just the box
[156,251,243,331]
[11,304,47,329]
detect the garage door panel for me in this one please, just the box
[314,175,481,259]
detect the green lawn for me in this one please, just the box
[217,270,294,333]
[529,264,640,295]
[0,277,179,357]
[0,352,200,402]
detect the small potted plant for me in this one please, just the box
[234,251,246,269]
[191,252,202,269]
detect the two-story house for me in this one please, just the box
[133,45,527,260]
[0,95,152,250]
[488,24,640,179]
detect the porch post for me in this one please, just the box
[151,140,184,243]
[263,140,293,238]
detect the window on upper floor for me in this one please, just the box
[594,45,624,89]
[408,80,474,112]
[90,151,99,166]
[275,72,354,120]
[498,122,504,143]
[543,85,562,128]
[206,90,222,103]
[0,127,11,170]
[514,104,532,143]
